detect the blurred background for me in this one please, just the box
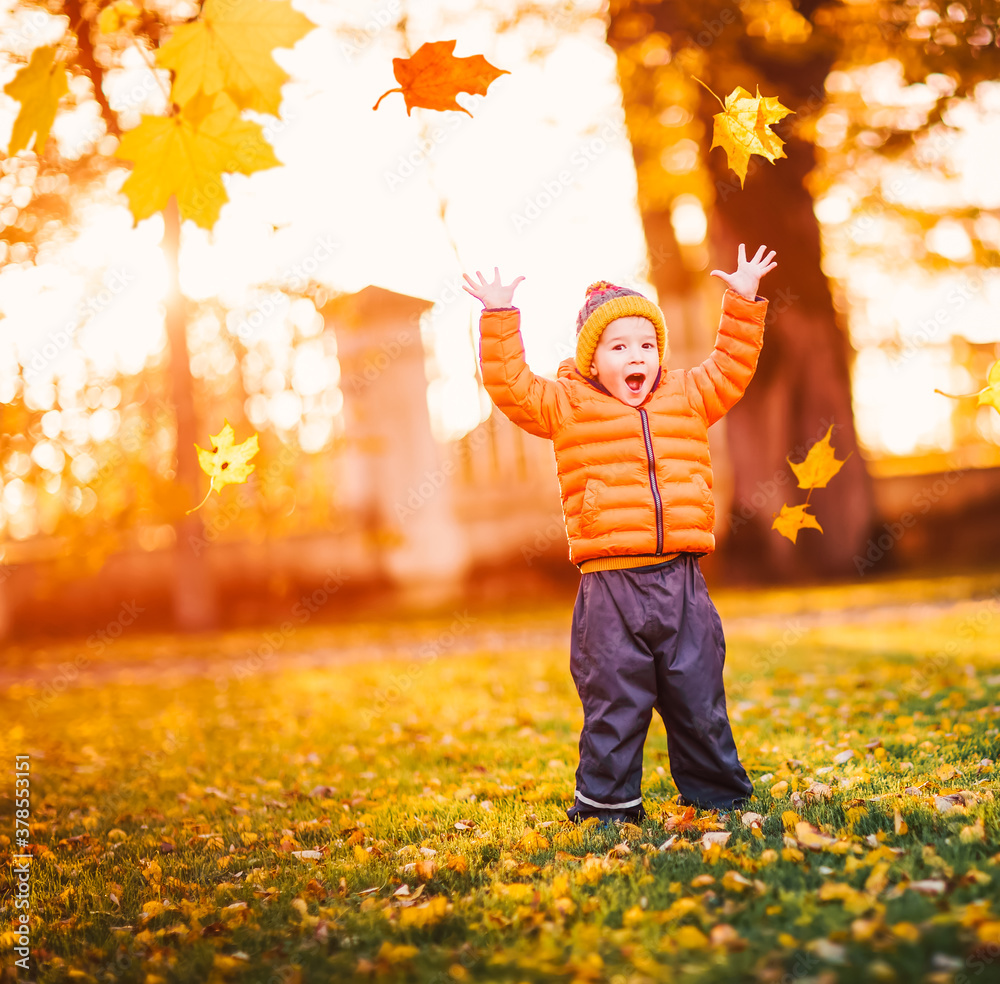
[1,0,1000,641]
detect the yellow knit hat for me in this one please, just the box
[575,281,667,379]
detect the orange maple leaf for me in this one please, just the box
[372,39,509,117]
[771,503,823,544]
[787,424,851,491]
[662,805,698,832]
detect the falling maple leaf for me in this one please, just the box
[696,78,793,188]
[372,40,509,117]
[771,425,850,543]
[771,503,823,544]
[188,419,259,513]
[113,90,280,228]
[787,424,851,491]
[978,361,1000,413]
[155,0,315,116]
[3,45,69,156]
[935,359,1000,415]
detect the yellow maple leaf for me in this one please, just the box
[397,895,448,929]
[781,810,800,831]
[935,359,1000,415]
[935,762,961,781]
[3,45,69,156]
[979,360,1000,413]
[155,0,315,115]
[675,925,710,950]
[113,91,280,228]
[98,0,140,34]
[188,418,259,513]
[787,424,850,490]
[377,941,418,965]
[771,503,823,544]
[142,858,163,886]
[794,820,836,850]
[513,828,549,853]
[700,79,793,188]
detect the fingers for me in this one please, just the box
[738,243,746,265]
[709,269,731,284]
[739,247,777,273]
[465,269,526,291]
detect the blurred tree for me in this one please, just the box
[604,0,1000,580]
[0,0,315,629]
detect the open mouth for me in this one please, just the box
[625,372,646,393]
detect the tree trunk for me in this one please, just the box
[608,0,878,581]
[164,195,219,630]
[697,30,877,581]
[705,125,877,581]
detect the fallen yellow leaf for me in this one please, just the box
[514,829,550,853]
[795,821,837,850]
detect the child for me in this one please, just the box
[463,244,776,824]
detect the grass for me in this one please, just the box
[2,574,1000,984]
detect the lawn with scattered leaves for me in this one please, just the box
[3,574,1000,984]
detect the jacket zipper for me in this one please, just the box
[638,407,663,554]
[572,366,666,554]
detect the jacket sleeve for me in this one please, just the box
[478,307,571,441]
[684,288,768,427]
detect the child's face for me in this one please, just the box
[591,316,660,407]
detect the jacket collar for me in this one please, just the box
[557,358,663,407]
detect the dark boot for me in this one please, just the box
[566,801,648,825]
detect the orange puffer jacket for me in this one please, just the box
[477,288,768,569]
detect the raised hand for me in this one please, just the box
[710,244,777,301]
[462,267,525,310]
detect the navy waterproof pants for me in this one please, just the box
[566,551,753,821]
